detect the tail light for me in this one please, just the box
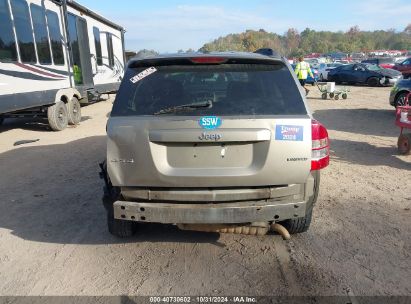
[311,120,330,170]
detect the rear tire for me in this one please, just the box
[102,163,137,238]
[367,77,379,87]
[67,97,82,125]
[47,101,68,131]
[107,209,137,238]
[280,171,320,234]
[398,134,411,155]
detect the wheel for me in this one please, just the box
[107,208,137,238]
[395,92,409,108]
[102,163,137,238]
[67,97,82,125]
[367,77,379,87]
[342,93,348,100]
[329,93,335,98]
[0,116,4,126]
[319,74,324,81]
[280,171,320,234]
[397,134,411,155]
[311,82,315,86]
[334,95,340,100]
[47,101,68,131]
[321,93,327,100]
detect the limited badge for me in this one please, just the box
[275,125,304,141]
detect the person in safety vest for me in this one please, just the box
[73,64,83,85]
[294,56,313,96]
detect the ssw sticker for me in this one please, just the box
[275,125,304,141]
[199,116,222,130]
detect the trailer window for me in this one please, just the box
[46,10,64,65]
[93,27,102,66]
[67,13,82,84]
[10,0,36,63]
[0,0,17,61]
[106,33,114,68]
[30,4,51,64]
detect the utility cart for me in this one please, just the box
[396,93,411,155]
[316,82,349,100]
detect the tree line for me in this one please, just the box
[199,26,411,57]
[132,25,411,58]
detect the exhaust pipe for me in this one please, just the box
[177,222,291,239]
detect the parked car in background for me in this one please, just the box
[304,58,320,69]
[389,79,411,108]
[394,57,408,64]
[328,63,402,86]
[317,63,343,81]
[291,64,319,85]
[392,57,411,79]
[335,59,350,64]
[362,57,395,69]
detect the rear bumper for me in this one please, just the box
[113,199,307,224]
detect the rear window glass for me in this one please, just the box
[112,64,307,116]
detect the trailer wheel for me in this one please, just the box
[329,93,335,98]
[342,93,348,99]
[398,134,411,155]
[334,95,340,100]
[280,171,320,234]
[47,101,68,131]
[67,97,82,125]
[321,93,327,100]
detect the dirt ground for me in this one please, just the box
[0,87,410,297]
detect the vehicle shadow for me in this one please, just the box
[313,108,397,137]
[0,136,221,245]
[329,138,409,170]
[0,118,53,132]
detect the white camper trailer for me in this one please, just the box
[0,0,125,130]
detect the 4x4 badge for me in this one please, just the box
[199,116,222,130]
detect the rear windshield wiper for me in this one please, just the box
[154,100,212,115]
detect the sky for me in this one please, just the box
[79,0,411,53]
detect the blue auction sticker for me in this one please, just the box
[275,125,304,141]
[199,116,222,130]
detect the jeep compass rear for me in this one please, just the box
[101,52,329,237]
